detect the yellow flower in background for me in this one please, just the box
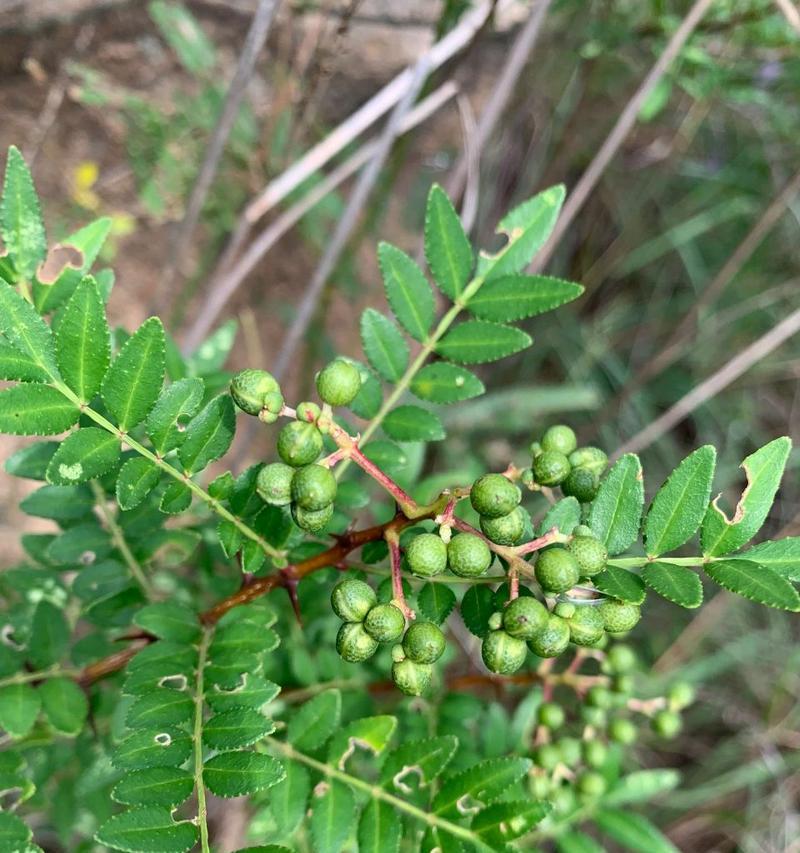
[70,160,100,210]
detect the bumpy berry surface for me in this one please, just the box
[567,535,607,576]
[470,473,521,518]
[527,614,570,658]
[652,709,682,738]
[256,462,294,506]
[538,701,565,729]
[406,533,447,577]
[535,547,580,593]
[291,464,337,511]
[331,578,376,622]
[533,450,571,486]
[598,599,641,633]
[296,401,321,424]
[316,359,361,407]
[480,506,526,545]
[392,658,433,696]
[363,603,405,642]
[568,446,608,476]
[402,621,445,664]
[291,502,333,533]
[336,622,378,663]
[668,682,695,710]
[230,368,281,416]
[481,629,527,674]
[277,421,323,467]
[561,467,599,503]
[566,605,604,646]
[541,424,577,455]
[502,596,548,640]
[447,533,492,577]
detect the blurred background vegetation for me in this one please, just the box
[1,0,799,849]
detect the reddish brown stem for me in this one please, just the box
[387,534,415,619]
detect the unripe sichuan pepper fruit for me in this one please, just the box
[480,506,526,545]
[256,462,294,506]
[363,603,405,642]
[331,578,376,622]
[598,599,641,633]
[528,613,570,658]
[292,502,333,533]
[541,424,577,456]
[336,622,378,663]
[502,596,548,640]
[481,626,528,674]
[290,464,337,511]
[277,421,323,467]
[447,533,492,577]
[532,450,571,486]
[316,359,362,407]
[405,533,447,577]
[535,547,580,593]
[402,621,446,664]
[470,473,521,518]
[567,534,608,576]
[230,369,284,419]
[391,656,433,696]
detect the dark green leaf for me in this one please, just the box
[410,362,484,404]
[20,483,93,520]
[436,320,531,364]
[203,751,285,797]
[732,538,800,582]
[0,284,58,378]
[39,677,88,735]
[206,673,280,714]
[203,708,275,750]
[0,811,31,847]
[5,442,58,480]
[704,559,800,611]
[0,339,49,382]
[460,585,496,638]
[472,799,550,844]
[112,767,194,808]
[595,809,678,853]
[593,567,646,604]
[424,184,473,300]
[310,780,354,853]
[160,481,192,515]
[358,800,400,853]
[0,384,79,435]
[134,603,200,643]
[0,683,41,738]
[360,309,408,382]
[287,689,341,751]
[1,146,46,279]
[95,806,198,853]
[641,562,703,608]
[589,453,643,555]
[417,583,456,624]
[28,600,70,667]
[467,275,582,322]
[327,716,397,768]
[126,690,194,729]
[112,728,193,770]
[383,405,445,442]
[379,241,434,341]
[45,427,120,484]
[269,760,310,838]
[178,394,235,474]
[145,377,205,455]
[538,496,581,536]
[380,735,458,790]
[433,756,532,816]
[116,457,161,510]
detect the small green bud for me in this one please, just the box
[470,473,521,519]
[391,644,406,663]
[530,441,543,459]
[291,464,337,511]
[533,450,571,487]
[258,391,285,423]
[402,621,446,664]
[481,629,527,674]
[530,775,552,799]
[652,709,682,739]
[561,467,599,503]
[230,369,281,416]
[535,547,580,594]
[668,682,695,710]
[316,359,361,407]
[573,524,594,537]
[586,685,612,710]
[608,718,637,745]
[541,425,577,455]
[488,611,503,631]
[551,785,577,815]
[527,614,570,658]
[604,643,637,674]
[392,658,433,696]
[291,502,333,533]
[256,463,295,506]
[502,597,548,640]
[566,605,605,647]
[582,739,607,768]
[538,701,565,730]
[568,446,608,477]
[364,603,405,642]
[447,533,492,578]
[406,533,447,578]
[296,401,321,424]
[533,743,561,771]
[581,706,607,728]
[577,770,607,798]
[598,599,641,633]
[331,578,376,622]
[567,535,607,576]
[277,421,323,467]
[336,622,378,663]
[480,506,527,545]
[612,674,634,695]
[557,737,582,768]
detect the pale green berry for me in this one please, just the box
[561,467,599,503]
[230,369,281,416]
[277,421,323,467]
[527,614,570,658]
[470,473,521,518]
[535,547,580,594]
[481,629,527,674]
[406,534,447,577]
[331,578,376,622]
[316,359,361,407]
[538,701,565,729]
[502,597,548,640]
[566,605,605,647]
[652,709,682,739]
[291,502,333,533]
[392,658,433,696]
[541,425,577,455]
[256,463,294,506]
[447,534,492,578]
[364,603,405,642]
[533,450,571,486]
[402,621,446,664]
[568,446,608,477]
[598,599,641,633]
[291,464,337,511]
[336,622,378,663]
[480,506,526,546]
[567,535,607,576]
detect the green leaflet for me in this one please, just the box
[349,366,383,418]
[603,770,681,805]
[1,146,46,280]
[160,481,192,515]
[150,0,216,75]
[39,678,89,736]
[436,320,532,364]
[0,811,32,847]
[116,457,161,510]
[0,683,41,739]
[145,377,205,454]
[0,283,59,378]
[206,673,280,713]
[20,484,94,520]
[476,185,565,280]
[358,800,401,853]
[111,768,194,808]
[178,394,236,474]
[589,453,644,555]
[701,437,791,556]
[0,339,49,382]
[379,241,434,341]
[731,537,800,582]
[102,316,166,431]
[203,751,285,798]
[28,600,70,667]
[269,760,310,838]
[95,806,199,853]
[45,427,120,485]
[55,276,111,402]
[133,602,200,644]
[593,567,646,604]
[202,708,275,750]
[471,799,550,845]
[112,728,193,770]
[538,496,581,537]
[410,362,484,404]
[416,583,456,624]
[433,756,532,816]
[327,716,397,768]
[0,384,79,435]
[460,584,496,638]
[467,275,583,322]
[380,735,458,790]
[287,689,342,751]
[47,523,111,564]
[641,562,703,608]
[595,809,679,853]
[6,442,58,480]
[126,690,194,729]
[383,405,445,442]
[704,559,800,611]
[360,308,409,382]
[424,184,473,300]
[645,446,716,556]
[310,780,355,853]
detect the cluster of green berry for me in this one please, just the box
[331,578,446,695]
[231,359,362,532]
[529,646,695,811]
[527,425,608,503]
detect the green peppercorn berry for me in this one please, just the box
[403,621,446,664]
[364,603,405,642]
[533,743,561,772]
[608,718,637,745]
[256,463,295,506]
[598,599,641,633]
[277,421,323,467]
[470,473,521,518]
[530,441,543,459]
[561,467,599,503]
[604,643,637,674]
[538,701,565,730]
[502,596,548,640]
[535,547,580,594]
[557,737,582,768]
[481,629,527,674]
[296,401,321,424]
[447,533,492,578]
[291,464,337,511]
[652,709,682,739]
[668,682,695,710]
[336,622,378,663]
[566,605,605,647]
[530,775,552,799]
[541,425,577,456]
[480,506,527,546]
[291,502,334,533]
[553,601,576,619]
[551,785,577,815]
[392,658,433,696]
[406,533,447,577]
[573,524,594,537]
[577,771,607,798]
[581,706,607,728]
[582,740,607,768]
[258,390,285,423]
[331,578,377,622]
[316,359,361,407]
[613,674,634,696]
[568,446,608,477]
[520,467,535,487]
[527,614,570,658]
[230,369,282,416]
[533,450,571,487]
[586,686,612,710]
[567,535,607,576]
